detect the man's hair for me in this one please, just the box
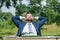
[25,11,32,17]
[26,11,32,14]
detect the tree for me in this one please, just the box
[40,0,60,26]
[30,0,41,5]
[54,3,60,13]
[0,12,18,30]
[0,0,23,8]
[16,4,30,16]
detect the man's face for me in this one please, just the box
[25,13,33,21]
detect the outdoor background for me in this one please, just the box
[0,0,60,40]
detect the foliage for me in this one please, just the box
[0,12,17,29]
[30,0,41,5]
[16,4,30,16]
[39,6,60,25]
[0,12,17,36]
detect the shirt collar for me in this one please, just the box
[27,22,32,24]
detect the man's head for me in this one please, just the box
[25,12,33,22]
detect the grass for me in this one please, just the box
[42,23,60,36]
[0,23,60,40]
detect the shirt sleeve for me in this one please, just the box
[19,16,25,19]
[34,16,39,19]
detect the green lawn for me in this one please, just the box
[42,23,60,36]
[0,23,60,40]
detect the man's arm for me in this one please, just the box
[12,16,25,28]
[34,16,47,27]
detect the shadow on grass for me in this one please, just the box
[0,36,3,40]
[0,32,14,36]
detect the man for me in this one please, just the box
[12,12,46,37]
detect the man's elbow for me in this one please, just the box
[12,16,16,20]
[44,17,47,21]
[12,16,20,21]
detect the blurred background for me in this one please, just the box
[0,0,60,40]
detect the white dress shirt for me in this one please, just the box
[19,16,39,36]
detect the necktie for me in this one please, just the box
[28,23,32,33]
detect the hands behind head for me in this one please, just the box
[20,16,35,21]
[24,16,34,21]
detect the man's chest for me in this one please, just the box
[22,23,37,36]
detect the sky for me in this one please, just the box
[1,0,46,16]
